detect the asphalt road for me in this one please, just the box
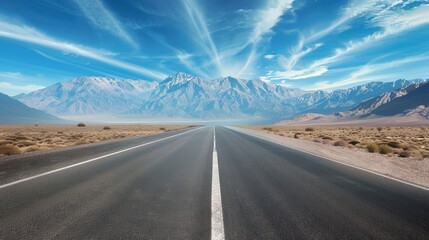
[1,126,429,239]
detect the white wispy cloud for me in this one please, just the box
[0,71,22,78]
[74,0,138,48]
[311,55,429,90]
[33,49,68,63]
[263,66,328,81]
[0,82,45,95]
[182,0,221,74]
[33,49,132,79]
[311,3,429,67]
[248,0,294,45]
[283,41,323,70]
[264,54,277,60]
[280,0,376,71]
[0,20,166,80]
[269,0,429,83]
[237,0,294,76]
[176,50,211,79]
[179,0,294,78]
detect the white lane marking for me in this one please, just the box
[0,127,203,190]
[228,127,429,192]
[211,127,225,240]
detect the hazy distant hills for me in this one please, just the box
[0,92,65,124]
[336,82,427,117]
[14,72,427,120]
[289,79,425,115]
[277,81,429,126]
[15,76,157,115]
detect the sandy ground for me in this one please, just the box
[0,124,188,157]
[242,126,429,159]
[276,114,429,127]
[239,127,429,189]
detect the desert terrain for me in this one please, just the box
[243,125,429,159]
[275,113,429,127]
[0,124,187,157]
[240,125,429,187]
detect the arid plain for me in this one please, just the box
[0,124,186,157]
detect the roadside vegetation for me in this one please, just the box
[0,125,186,157]
[245,126,429,159]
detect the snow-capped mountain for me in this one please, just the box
[276,80,429,126]
[15,76,158,115]
[131,72,305,118]
[14,73,426,120]
[337,82,425,117]
[290,79,426,115]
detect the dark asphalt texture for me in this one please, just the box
[0,126,428,239]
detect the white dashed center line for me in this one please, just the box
[211,127,225,240]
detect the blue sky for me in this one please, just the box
[1,0,429,95]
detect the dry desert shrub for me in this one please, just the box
[387,141,402,149]
[74,140,88,145]
[379,144,392,154]
[103,126,112,130]
[0,140,12,145]
[367,143,380,153]
[25,146,40,152]
[399,150,411,158]
[0,125,184,157]
[334,140,348,147]
[0,144,21,155]
[252,125,429,158]
[77,122,86,127]
[305,127,315,132]
[6,135,27,141]
[17,140,35,147]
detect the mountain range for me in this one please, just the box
[15,76,157,115]
[277,81,429,126]
[14,72,427,122]
[0,92,65,124]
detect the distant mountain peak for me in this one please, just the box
[161,72,198,85]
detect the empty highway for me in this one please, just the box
[0,126,428,239]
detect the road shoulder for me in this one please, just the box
[233,127,429,189]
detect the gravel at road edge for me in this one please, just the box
[239,128,429,189]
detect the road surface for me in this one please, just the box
[0,126,428,239]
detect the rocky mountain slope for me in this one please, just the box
[0,92,64,124]
[131,73,305,118]
[15,76,158,115]
[290,79,425,115]
[276,81,429,126]
[371,82,429,118]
